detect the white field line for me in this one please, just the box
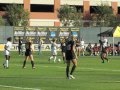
[40,65,120,72]
[0,85,40,90]
[13,64,120,72]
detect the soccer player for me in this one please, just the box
[60,38,66,63]
[99,40,109,63]
[3,37,12,69]
[22,39,35,69]
[80,38,85,56]
[65,36,77,79]
[18,36,23,56]
[48,38,59,63]
[103,36,108,48]
[38,38,43,55]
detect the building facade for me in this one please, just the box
[0,0,120,26]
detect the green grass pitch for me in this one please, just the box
[0,51,120,90]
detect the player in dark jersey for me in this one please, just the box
[60,38,66,63]
[99,40,109,63]
[18,36,23,56]
[22,39,35,69]
[65,36,77,79]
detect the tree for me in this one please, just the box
[109,15,120,27]
[91,3,114,40]
[72,10,83,27]
[0,16,5,25]
[57,4,82,27]
[4,4,29,26]
[91,3,113,27]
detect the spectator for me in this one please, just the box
[86,43,93,56]
[18,36,23,56]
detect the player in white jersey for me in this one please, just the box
[80,38,85,56]
[103,37,108,48]
[3,37,12,69]
[38,38,43,55]
[48,38,59,63]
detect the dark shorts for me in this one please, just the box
[38,46,41,49]
[65,51,76,60]
[18,46,22,49]
[25,51,32,56]
[62,49,66,52]
[102,47,107,53]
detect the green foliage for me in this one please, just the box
[0,16,5,25]
[57,4,82,27]
[4,4,29,26]
[91,3,114,27]
[109,15,120,27]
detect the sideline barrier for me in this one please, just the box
[0,44,61,51]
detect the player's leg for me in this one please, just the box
[3,55,9,68]
[3,50,10,68]
[23,56,28,68]
[29,55,35,69]
[100,52,105,63]
[70,59,77,79]
[53,50,57,63]
[18,46,21,55]
[103,53,109,62]
[62,52,66,63]
[77,47,81,57]
[49,51,54,62]
[66,60,70,79]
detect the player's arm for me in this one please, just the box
[30,44,34,52]
[4,44,8,51]
[72,42,78,59]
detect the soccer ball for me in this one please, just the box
[58,58,61,62]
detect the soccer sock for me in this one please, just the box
[101,56,104,63]
[50,56,53,60]
[66,66,69,77]
[104,57,109,62]
[63,57,65,63]
[3,60,6,66]
[82,52,84,56]
[6,60,9,67]
[23,60,26,68]
[70,65,76,75]
[54,56,56,62]
[31,61,34,67]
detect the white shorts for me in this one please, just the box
[4,50,10,55]
[76,46,81,50]
[51,49,57,55]
[80,46,85,51]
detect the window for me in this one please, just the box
[90,6,98,14]
[0,4,9,11]
[118,7,120,14]
[31,4,54,12]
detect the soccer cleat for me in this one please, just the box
[106,59,109,63]
[3,64,6,68]
[66,76,71,80]
[32,67,35,69]
[102,61,104,63]
[6,67,9,69]
[22,67,26,69]
[69,75,75,79]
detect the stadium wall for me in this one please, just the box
[0,26,120,51]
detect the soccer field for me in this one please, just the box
[0,51,120,90]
